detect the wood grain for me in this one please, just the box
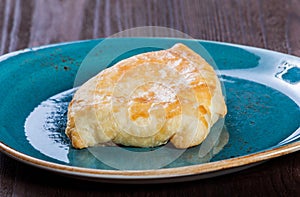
[0,0,300,196]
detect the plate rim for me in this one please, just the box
[1,141,300,180]
[0,38,299,182]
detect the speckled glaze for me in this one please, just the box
[0,38,299,183]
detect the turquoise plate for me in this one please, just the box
[0,38,299,183]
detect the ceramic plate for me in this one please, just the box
[0,38,299,183]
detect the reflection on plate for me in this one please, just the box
[0,38,299,183]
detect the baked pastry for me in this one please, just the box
[65,43,227,149]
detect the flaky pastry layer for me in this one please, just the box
[65,43,227,149]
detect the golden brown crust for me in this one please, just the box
[65,43,227,149]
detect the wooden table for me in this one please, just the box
[0,0,299,196]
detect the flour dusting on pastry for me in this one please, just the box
[65,43,227,149]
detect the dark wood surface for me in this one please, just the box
[0,0,300,196]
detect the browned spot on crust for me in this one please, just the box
[198,105,207,114]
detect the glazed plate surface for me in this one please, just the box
[0,38,299,183]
